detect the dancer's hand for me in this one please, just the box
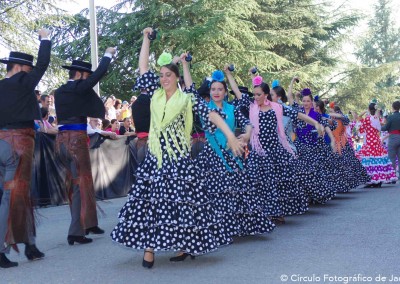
[330,141,336,153]
[227,135,245,157]
[105,47,117,56]
[143,27,153,37]
[179,52,189,65]
[238,133,251,145]
[316,124,325,136]
[291,76,299,83]
[38,28,51,39]
[223,64,231,74]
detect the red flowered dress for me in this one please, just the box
[356,115,397,184]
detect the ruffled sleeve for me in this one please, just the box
[370,115,382,131]
[282,105,299,122]
[234,105,251,132]
[186,83,226,134]
[233,93,252,112]
[132,71,160,98]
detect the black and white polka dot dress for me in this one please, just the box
[331,116,370,190]
[239,94,309,217]
[192,90,275,237]
[111,72,232,255]
[293,104,337,203]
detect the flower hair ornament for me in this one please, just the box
[329,101,335,109]
[252,75,263,87]
[314,95,319,102]
[211,70,225,82]
[301,88,312,97]
[157,51,173,67]
[271,79,280,89]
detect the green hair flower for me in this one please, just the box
[157,52,173,67]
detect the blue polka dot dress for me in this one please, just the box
[111,72,232,255]
[190,87,275,237]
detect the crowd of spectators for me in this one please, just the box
[34,90,137,140]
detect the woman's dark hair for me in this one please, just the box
[110,119,118,125]
[114,99,122,108]
[161,63,180,78]
[316,101,326,114]
[301,94,313,101]
[369,103,376,115]
[334,106,341,113]
[40,107,49,118]
[273,86,287,103]
[392,101,400,111]
[210,80,228,92]
[102,119,110,130]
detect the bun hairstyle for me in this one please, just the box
[301,88,313,101]
[273,86,287,103]
[369,103,376,115]
[316,100,326,114]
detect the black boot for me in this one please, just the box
[0,253,18,268]
[85,226,105,235]
[67,235,93,245]
[25,244,45,260]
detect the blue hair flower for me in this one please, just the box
[211,70,225,82]
[271,80,280,88]
[314,95,319,102]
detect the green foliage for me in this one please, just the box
[51,0,359,101]
[0,0,72,88]
[334,0,400,112]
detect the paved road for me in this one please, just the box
[2,184,400,284]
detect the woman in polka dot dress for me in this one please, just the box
[111,28,244,268]
[330,106,370,191]
[193,67,275,237]
[234,76,323,222]
[289,89,338,203]
[356,103,397,187]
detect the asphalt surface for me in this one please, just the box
[2,184,400,284]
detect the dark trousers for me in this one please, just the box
[56,131,98,236]
[0,129,36,253]
[388,134,400,177]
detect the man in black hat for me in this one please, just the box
[0,28,51,268]
[55,47,116,246]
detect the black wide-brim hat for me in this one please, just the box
[230,86,253,97]
[0,51,34,67]
[62,60,93,73]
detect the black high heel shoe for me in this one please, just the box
[169,253,195,262]
[25,244,45,260]
[67,235,93,245]
[142,250,154,268]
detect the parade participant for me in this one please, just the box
[193,67,275,237]
[329,105,370,191]
[55,47,116,245]
[131,86,151,164]
[382,101,400,180]
[0,28,51,268]
[111,28,244,269]
[357,103,397,187]
[233,75,322,222]
[289,88,337,203]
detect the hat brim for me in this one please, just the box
[0,58,34,67]
[62,65,93,73]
